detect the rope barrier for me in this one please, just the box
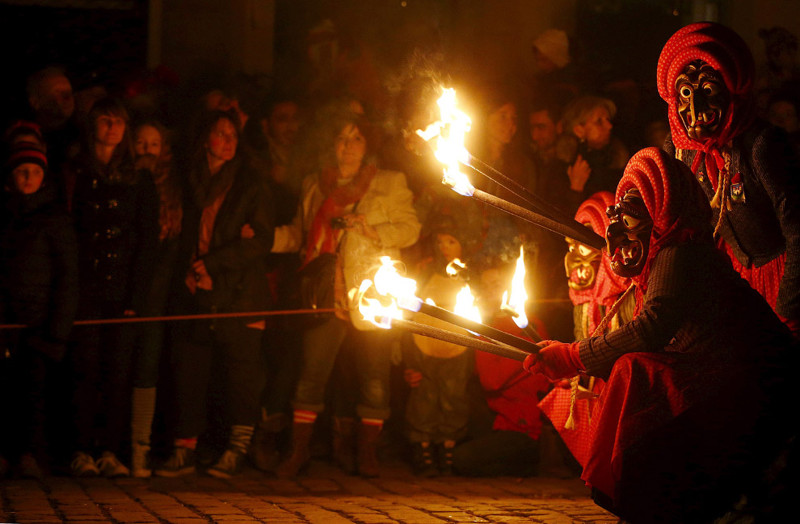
[0,299,572,331]
[0,308,337,330]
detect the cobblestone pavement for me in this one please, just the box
[0,459,617,523]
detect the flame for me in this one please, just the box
[356,279,403,329]
[502,246,529,329]
[454,285,482,323]
[416,88,473,196]
[372,256,423,312]
[445,258,466,277]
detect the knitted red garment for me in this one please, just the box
[615,148,711,299]
[656,22,757,190]
[568,191,630,334]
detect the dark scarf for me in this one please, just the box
[190,154,240,210]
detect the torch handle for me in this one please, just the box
[394,319,530,362]
[418,303,541,354]
[472,189,606,250]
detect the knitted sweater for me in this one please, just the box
[664,122,800,319]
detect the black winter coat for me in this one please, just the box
[176,156,275,314]
[68,154,160,311]
[0,183,78,358]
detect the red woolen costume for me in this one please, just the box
[538,192,631,467]
[658,22,800,328]
[535,148,796,523]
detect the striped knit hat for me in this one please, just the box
[6,142,48,174]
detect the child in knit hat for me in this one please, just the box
[0,141,78,479]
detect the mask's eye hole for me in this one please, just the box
[622,214,641,229]
[680,85,693,98]
[568,243,576,253]
[703,82,720,96]
[577,245,594,257]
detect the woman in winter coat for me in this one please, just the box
[154,110,274,479]
[273,101,420,479]
[66,97,159,478]
[127,120,183,477]
[0,142,78,478]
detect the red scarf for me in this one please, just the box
[303,163,377,266]
[615,148,712,307]
[657,22,757,193]
[568,191,630,335]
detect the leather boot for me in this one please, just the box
[357,422,382,478]
[275,422,313,479]
[248,413,287,472]
[332,417,356,474]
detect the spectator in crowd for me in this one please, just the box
[3,120,47,151]
[556,95,629,204]
[529,29,582,101]
[0,142,78,479]
[25,66,79,176]
[756,26,800,112]
[244,92,305,472]
[127,120,183,478]
[154,110,274,479]
[66,97,159,477]
[402,215,476,477]
[450,258,550,477]
[273,101,420,479]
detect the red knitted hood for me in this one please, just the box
[616,148,712,290]
[657,22,756,153]
[569,192,630,313]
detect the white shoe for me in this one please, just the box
[96,451,130,478]
[70,452,100,477]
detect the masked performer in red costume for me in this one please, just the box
[525,147,796,523]
[538,192,634,467]
[658,22,800,334]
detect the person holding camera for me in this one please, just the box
[272,100,420,478]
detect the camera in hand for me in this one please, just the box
[330,216,347,229]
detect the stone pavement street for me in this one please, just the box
[1,459,618,523]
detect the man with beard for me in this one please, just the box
[658,22,800,336]
[524,148,796,523]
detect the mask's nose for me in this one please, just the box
[606,221,626,255]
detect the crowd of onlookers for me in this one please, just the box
[1,22,798,482]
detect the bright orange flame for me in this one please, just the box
[445,258,465,276]
[372,256,422,311]
[356,279,403,330]
[416,87,474,196]
[502,246,529,328]
[454,285,482,323]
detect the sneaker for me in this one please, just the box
[207,449,244,479]
[154,447,195,477]
[70,451,100,477]
[96,451,130,478]
[131,442,152,478]
[18,453,44,480]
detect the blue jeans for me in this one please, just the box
[292,317,392,420]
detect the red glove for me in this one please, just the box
[523,340,584,381]
[782,317,800,340]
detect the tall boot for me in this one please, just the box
[275,421,314,479]
[249,411,287,472]
[131,387,156,478]
[332,417,356,474]
[357,421,382,478]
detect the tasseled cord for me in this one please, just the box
[564,283,636,430]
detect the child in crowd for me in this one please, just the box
[402,215,476,476]
[0,142,78,478]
